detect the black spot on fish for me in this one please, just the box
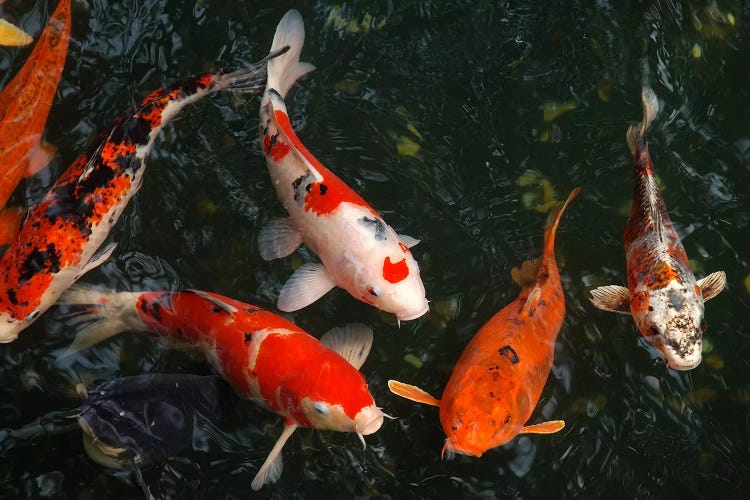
[305,183,312,193]
[140,299,149,314]
[212,306,221,313]
[244,332,252,343]
[292,172,312,204]
[244,307,259,314]
[498,345,519,365]
[504,415,511,424]
[358,216,387,241]
[7,288,17,306]
[667,289,685,311]
[319,184,328,195]
[18,244,61,283]
[150,302,162,322]
[268,88,283,100]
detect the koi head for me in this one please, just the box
[632,283,705,370]
[352,248,428,322]
[300,398,384,438]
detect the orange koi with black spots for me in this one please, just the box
[0,0,71,245]
[255,10,428,321]
[0,58,278,342]
[59,286,383,490]
[389,189,579,457]
[589,87,725,370]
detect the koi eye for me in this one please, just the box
[367,286,380,297]
[700,319,708,333]
[313,402,329,415]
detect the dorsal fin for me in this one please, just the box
[183,289,238,314]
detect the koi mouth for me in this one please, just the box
[397,304,429,322]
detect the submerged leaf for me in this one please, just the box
[543,101,577,123]
[404,354,423,369]
[397,136,421,157]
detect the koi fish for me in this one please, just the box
[588,87,725,370]
[0,0,71,244]
[257,10,429,321]
[76,374,234,470]
[59,287,384,490]
[0,54,282,343]
[389,188,579,457]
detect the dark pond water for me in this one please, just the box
[1,0,749,498]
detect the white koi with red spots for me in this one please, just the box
[257,10,429,322]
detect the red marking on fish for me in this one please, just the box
[0,0,71,210]
[383,256,409,283]
[272,109,377,217]
[631,290,649,312]
[398,242,409,253]
[132,290,374,426]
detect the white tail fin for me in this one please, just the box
[57,286,146,358]
[267,10,316,97]
[627,86,659,156]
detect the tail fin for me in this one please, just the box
[57,286,144,358]
[543,187,580,258]
[627,86,659,157]
[214,46,290,94]
[267,10,316,97]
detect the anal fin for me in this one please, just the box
[388,380,440,407]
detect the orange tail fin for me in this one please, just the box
[388,380,441,407]
[520,420,565,434]
[543,187,580,258]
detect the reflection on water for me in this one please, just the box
[1,0,749,498]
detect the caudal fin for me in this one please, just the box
[543,187,580,258]
[627,86,659,157]
[57,286,144,358]
[267,10,316,97]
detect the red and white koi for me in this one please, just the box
[257,10,428,321]
[59,286,384,489]
[589,87,725,370]
[0,56,281,342]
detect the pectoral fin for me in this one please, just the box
[251,423,296,491]
[589,285,631,314]
[387,380,440,407]
[0,19,33,47]
[320,323,373,370]
[520,420,565,434]
[258,217,303,261]
[398,234,420,248]
[277,263,336,312]
[697,271,726,302]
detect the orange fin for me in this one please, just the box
[0,19,33,47]
[388,380,440,407]
[25,141,57,177]
[543,187,580,257]
[0,207,24,246]
[511,259,540,288]
[520,420,565,434]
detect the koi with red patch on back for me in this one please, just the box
[255,10,428,321]
[0,59,275,343]
[59,286,383,490]
[389,189,579,457]
[589,87,726,371]
[0,0,71,244]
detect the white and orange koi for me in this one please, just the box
[589,87,725,370]
[257,10,429,321]
[0,53,283,342]
[60,287,384,489]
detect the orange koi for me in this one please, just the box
[0,0,71,244]
[389,188,579,457]
[589,87,725,370]
[0,54,283,343]
[60,287,383,489]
